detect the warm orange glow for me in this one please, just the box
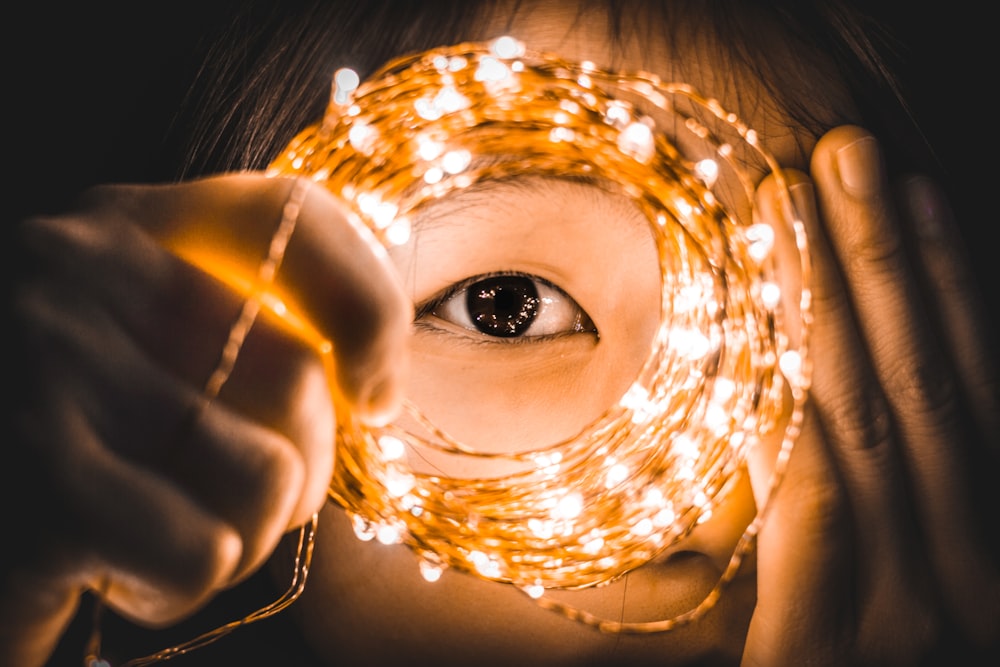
[267,36,812,632]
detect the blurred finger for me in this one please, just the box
[77,174,412,425]
[895,176,999,446]
[19,198,336,534]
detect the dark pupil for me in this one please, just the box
[467,276,540,337]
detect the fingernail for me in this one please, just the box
[902,176,947,240]
[836,136,883,198]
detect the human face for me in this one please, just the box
[285,2,854,665]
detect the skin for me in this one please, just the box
[4,1,997,666]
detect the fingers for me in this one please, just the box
[745,126,999,663]
[895,176,999,444]
[17,189,337,532]
[13,279,301,616]
[745,170,915,663]
[743,403,853,666]
[811,127,999,636]
[79,174,412,425]
[7,172,413,649]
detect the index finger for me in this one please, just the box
[81,173,412,424]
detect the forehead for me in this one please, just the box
[477,0,853,171]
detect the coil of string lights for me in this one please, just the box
[267,35,812,631]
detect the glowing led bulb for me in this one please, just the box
[524,584,545,599]
[348,121,378,155]
[617,121,655,163]
[605,463,630,488]
[475,56,509,82]
[492,35,525,59]
[351,514,376,542]
[378,434,407,461]
[694,158,719,186]
[376,522,403,545]
[746,223,775,262]
[383,218,411,246]
[419,559,445,583]
[333,67,360,104]
[441,149,471,174]
[551,492,584,521]
[761,281,782,309]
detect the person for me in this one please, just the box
[4,1,997,665]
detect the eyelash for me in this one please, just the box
[414,271,597,343]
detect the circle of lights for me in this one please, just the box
[268,37,812,604]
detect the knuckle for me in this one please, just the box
[841,199,907,275]
[823,387,894,453]
[809,275,853,325]
[113,527,241,626]
[890,356,959,417]
[849,226,906,272]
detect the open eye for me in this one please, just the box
[416,272,597,340]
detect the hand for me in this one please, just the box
[1,174,412,666]
[743,125,999,665]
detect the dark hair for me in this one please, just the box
[162,0,933,180]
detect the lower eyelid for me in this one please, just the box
[413,316,585,346]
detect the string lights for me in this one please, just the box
[267,36,813,631]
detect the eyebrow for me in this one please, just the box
[410,172,651,241]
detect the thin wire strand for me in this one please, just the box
[85,177,314,666]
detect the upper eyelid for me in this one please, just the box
[413,270,565,319]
